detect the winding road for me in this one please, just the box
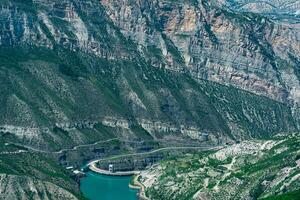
[4,138,223,177]
[88,145,223,175]
[4,138,119,154]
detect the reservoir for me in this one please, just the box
[80,171,138,200]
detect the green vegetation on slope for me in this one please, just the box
[0,139,86,200]
[0,45,295,153]
[262,189,300,200]
[139,134,300,200]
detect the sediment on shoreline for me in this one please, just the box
[131,175,151,200]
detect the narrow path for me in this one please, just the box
[90,145,222,164]
[214,156,236,191]
[5,138,118,154]
[0,150,28,155]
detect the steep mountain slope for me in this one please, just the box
[2,46,295,151]
[137,133,300,200]
[0,0,297,152]
[0,0,299,199]
[100,0,300,114]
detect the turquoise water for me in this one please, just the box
[80,172,138,200]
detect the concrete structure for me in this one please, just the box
[109,164,114,173]
[66,166,74,170]
[89,162,139,176]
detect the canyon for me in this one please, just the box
[0,0,299,199]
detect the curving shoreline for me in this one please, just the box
[129,174,151,200]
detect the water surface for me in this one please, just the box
[80,171,138,200]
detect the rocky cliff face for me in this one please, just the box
[0,0,298,150]
[0,0,132,59]
[100,0,300,107]
[2,0,300,107]
[217,0,300,20]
